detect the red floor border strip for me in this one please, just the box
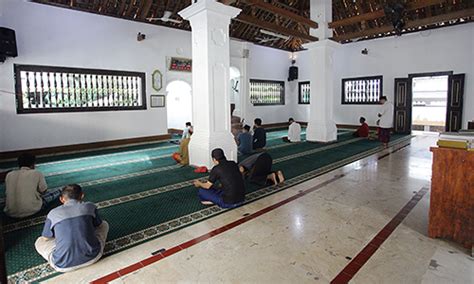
[91,174,345,284]
[91,141,412,284]
[330,187,429,284]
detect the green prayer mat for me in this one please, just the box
[0,129,410,283]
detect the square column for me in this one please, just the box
[303,40,339,142]
[179,0,241,168]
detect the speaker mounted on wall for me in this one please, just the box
[0,27,18,62]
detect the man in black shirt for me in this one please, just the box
[252,118,267,150]
[193,149,246,208]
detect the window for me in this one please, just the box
[250,79,285,105]
[14,64,146,113]
[342,75,383,104]
[298,81,310,104]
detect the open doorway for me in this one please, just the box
[166,80,192,132]
[411,75,448,133]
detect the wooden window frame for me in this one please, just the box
[341,75,383,105]
[14,64,147,114]
[298,81,310,104]
[250,79,285,106]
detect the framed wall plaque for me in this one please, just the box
[152,70,163,92]
[150,95,165,108]
[169,57,192,72]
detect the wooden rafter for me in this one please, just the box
[334,7,474,41]
[329,0,447,28]
[234,14,318,42]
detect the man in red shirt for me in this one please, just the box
[353,117,370,138]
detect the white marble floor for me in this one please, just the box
[45,135,473,284]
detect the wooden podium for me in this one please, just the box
[429,147,473,251]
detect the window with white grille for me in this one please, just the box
[342,76,382,104]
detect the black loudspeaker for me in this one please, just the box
[0,27,18,62]
[288,66,298,81]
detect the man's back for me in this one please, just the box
[288,122,302,142]
[379,102,394,128]
[4,167,47,218]
[42,200,102,269]
[253,127,267,149]
[238,132,253,154]
[209,160,245,204]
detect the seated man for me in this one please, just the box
[35,184,109,272]
[193,148,245,208]
[237,125,253,155]
[239,152,285,185]
[252,118,267,150]
[282,117,301,143]
[353,117,370,138]
[4,153,61,218]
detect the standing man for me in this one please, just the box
[378,96,394,148]
[252,118,267,150]
[193,149,245,208]
[35,184,109,272]
[4,153,61,218]
[283,117,302,143]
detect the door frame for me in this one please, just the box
[407,71,453,132]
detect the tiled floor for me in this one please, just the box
[45,135,473,284]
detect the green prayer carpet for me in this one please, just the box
[0,128,410,283]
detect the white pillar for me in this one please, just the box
[304,0,339,142]
[179,0,241,168]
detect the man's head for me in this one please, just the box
[288,117,295,124]
[379,96,387,104]
[254,118,262,127]
[359,117,366,124]
[185,122,192,127]
[211,148,226,165]
[60,184,84,204]
[243,125,251,132]
[18,153,36,169]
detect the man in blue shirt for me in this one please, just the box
[237,125,253,155]
[35,184,109,272]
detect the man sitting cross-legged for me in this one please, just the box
[282,117,301,143]
[193,148,245,208]
[4,153,61,218]
[35,184,109,272]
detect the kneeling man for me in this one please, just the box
[35,184,109,272]
[193,148,245,208]
[283,117,301,143]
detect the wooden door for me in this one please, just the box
[446,74,465,132]
[393,78,411,134]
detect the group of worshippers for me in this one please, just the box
[352,96,394,148]
[3,153,108,273]
[1,96,394,274]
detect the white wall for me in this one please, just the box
[298,23,474,128]
[0,0,293,152]
[246,44,298,125]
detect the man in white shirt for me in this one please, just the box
[4,153,61,218]
[181,122,193,140]
[378,96,394,148]
[283,118,302,143]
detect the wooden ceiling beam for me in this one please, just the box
[139,0,153,19]
[333,7,474,41]
[234,14,318,42]
[222,0,317,29]
[329,0,447,28]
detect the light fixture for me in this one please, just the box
[259,29,289,41]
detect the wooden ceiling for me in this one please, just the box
[31,0,474,51]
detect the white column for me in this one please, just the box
[179,0,241,168]
[304,0,340,142]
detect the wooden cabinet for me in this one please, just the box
[429,147,473,249]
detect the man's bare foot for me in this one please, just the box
[201,201,214,205]
[268,173,278,185]
[277,171,285,183]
